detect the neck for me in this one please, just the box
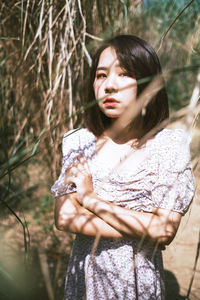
[104,118,143,144]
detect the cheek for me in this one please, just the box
[93,81,103,98]
[120,78,137,92]
[127,81,137,97]
[132,86,137,97]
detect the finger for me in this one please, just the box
[75,158,90,174]
[78,156,90,172]
[68,156,84,171]
[76,154,84,164]
[69,154,83,168]
[67,155,91,176]
[66,167,77,178]
[65,175,77,185]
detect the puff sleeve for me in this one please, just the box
[151,129,194,215]
[51,129,81,197]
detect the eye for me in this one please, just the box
[119,72,130,77]
[96,73,107,79]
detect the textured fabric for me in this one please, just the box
[51,128,194,300]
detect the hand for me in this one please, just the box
[65,156,94,204]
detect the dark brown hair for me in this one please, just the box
[84,35,169,137]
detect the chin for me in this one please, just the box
[104,113,119,118]
[100,109,119,118]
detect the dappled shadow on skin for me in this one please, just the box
[165,269,185,300]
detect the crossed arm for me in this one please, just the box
[54,155,182,246]
[54,192,182,246]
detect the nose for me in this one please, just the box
[104,74,118,94]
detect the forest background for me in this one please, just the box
[0,0,200,299]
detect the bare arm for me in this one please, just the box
[82,192,182,245]
[63,156,182,246]
[54,192,125,238]
[54,191,181,246]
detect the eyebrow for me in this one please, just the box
[96,66,108,71]
[96,64,123,71]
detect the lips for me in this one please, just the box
[103,98,119,107]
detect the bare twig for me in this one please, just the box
[67,63,73,130]
[22,0,30,49]
[85,32,103,41]
[23,3,47,60]
[48,0,53,91]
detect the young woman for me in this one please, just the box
[51,35,194,300]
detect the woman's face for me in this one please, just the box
[93,47,137,119]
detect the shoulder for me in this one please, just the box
[156,128,191,141]
[153,128,192,168]
[154,128,191,149]
[62,128,95,153]
[63,128,95,139]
